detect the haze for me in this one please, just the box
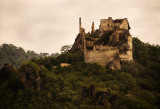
[0,0,160,54]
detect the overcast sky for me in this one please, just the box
[0,0,160,54]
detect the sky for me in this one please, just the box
[0,0,160,54]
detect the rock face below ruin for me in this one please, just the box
[71,17,133,69]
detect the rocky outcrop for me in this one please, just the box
[81,85,114,106]
[19,61,41,89]
[71,17,133,69]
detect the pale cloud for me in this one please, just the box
[0,0,160,54]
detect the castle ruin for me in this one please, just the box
[71,17,133,69]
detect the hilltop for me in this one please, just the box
[71,17,133,70]
[0,44,59,68]
[0,37,160,109]
[0,18,160,109]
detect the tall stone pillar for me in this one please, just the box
[79,18,82,33]
[82,32,86,51]
[91,22,95,33]
[83,34,86,51]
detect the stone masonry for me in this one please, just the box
[71,17,133,69]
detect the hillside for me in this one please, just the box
[0,44,59,68]
[0,37,160,109]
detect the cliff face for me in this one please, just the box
[71,17,133,69]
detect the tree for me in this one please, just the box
[60,45,72,53]
[27,50,39,59]
[40,53,49,57]
[50,53,60,57]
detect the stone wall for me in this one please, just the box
[119,18,129,30]
[99,17,114,31]
[71,17,133,70]
[119,35,133,61]
[84,48,121,69]
[86,40,94,48]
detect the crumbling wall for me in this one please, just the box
[99,17,114,31]
[71,17,133,70]
[84,48,121,69]
[119,18,129,30]
[86,40,94,48]
[114,22,121,29]
[109,30,129,46]
[119,36,133,61]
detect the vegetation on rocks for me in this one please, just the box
[0,37,160,109]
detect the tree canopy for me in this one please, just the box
[0,38,160,109]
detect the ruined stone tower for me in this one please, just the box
[91,22,95,33]
[79,18,82,33]
[71,17,133,69]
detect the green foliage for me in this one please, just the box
[61,45,72,53]
[95,31,113,45]
[115,72,136,93]
[0,44,38,67]
[19,61,40,88]
[0,37,160,109]
[0,44,60,68]
[19,61,40,76]
[56,52,84,64]
[0,65,24,90]
[86,29,101,38]
[0,44,27,66]
[133,37,160,73]
[113,96,157,109]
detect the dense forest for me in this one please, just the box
[0,44,59,68]
[0,37,160,109]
